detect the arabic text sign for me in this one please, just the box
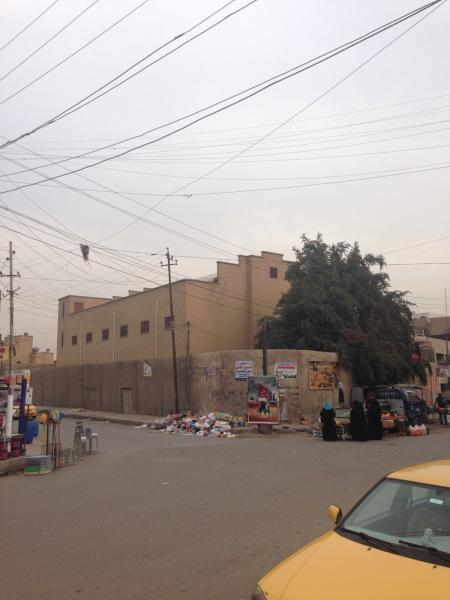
[235,360,254,381]
[274,361,297,378]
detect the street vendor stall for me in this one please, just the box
[365,385,428,434]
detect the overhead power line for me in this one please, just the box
[0,223,271,319]
[0,0,440,159]
[0,148,254,257]
[6,159,450,197]
[0,0,103,85]
[0,0,444,195]
[0,0,61,54]
[4,102,450,172]
[0,0,254,148]
[0,0,152,105]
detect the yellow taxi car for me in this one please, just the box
[252,460,450,599]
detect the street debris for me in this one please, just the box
[149,412,246,438]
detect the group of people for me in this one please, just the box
[320,399,383,442]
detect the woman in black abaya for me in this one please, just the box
[367,399,383,440]
[320,401,338,441]
[350,401,369,441]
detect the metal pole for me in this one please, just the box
[262,319,268,376]
[185,321,191,411]
[155,299,159,359]
[162,248,179,413]
[80,320,83,365]
[8,241,13,382]
[112,311,116,361]
[445,288,449,357]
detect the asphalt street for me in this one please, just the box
[3,421,450,600]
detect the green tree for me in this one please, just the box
[257,234,422,386]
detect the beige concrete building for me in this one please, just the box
[57,251,290,366]
[413,315,450,341]
[0,333,54,372]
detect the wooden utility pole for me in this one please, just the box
[161,248,179,413]
[0,242,21,389]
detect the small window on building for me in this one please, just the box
[120,325,128,338]
[62,303,65,317]
[74,302,84,313]
[102,328,109,341]
[164,316,174,330]
[140,320,150,334]
[86,332,93,343]
[61,332,64,348]
[270,267,278,279]
[72,335,78,346]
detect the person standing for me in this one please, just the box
[435,393,448,426]
[350,401,369,441]
[320,401,337,441]
[367,398,383,440]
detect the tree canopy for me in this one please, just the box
[258,235,426,386]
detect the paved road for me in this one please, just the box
[3,421,450,600]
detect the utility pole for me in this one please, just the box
[262,319,268,376]
[161,248,179,413]
[185,321,191,412]
[445,288,449,357]
[0,242,21,388]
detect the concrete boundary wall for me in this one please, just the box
[31,349,352,421]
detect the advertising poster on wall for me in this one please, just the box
[235,360,254,381]
[143,362,152,377]
[438,362,449,383]
[203,367,217,378]
[274,361,297,379]
[309,361,339,389]
[247,376,280,424]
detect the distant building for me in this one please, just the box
[0,333,54,373]
[57,251,290,366]
[415,334,450,403]
[413,315,450,342]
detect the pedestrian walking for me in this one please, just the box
[435,393,448,426]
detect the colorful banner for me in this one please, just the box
[309,361,339,389]
[235,360,254,381]
[248,376,280,424]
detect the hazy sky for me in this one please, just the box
[0,0,449,352]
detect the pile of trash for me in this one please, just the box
[150,412,246,438]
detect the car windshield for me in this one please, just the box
[339,478,450,558]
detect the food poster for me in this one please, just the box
[309,361,339,390]
[248,376,280,424]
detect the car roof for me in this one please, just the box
[388,459,450,488]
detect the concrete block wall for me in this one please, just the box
[31,349,352,421]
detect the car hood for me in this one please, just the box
[259,531,450,600]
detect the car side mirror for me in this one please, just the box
[328,504,342,524]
